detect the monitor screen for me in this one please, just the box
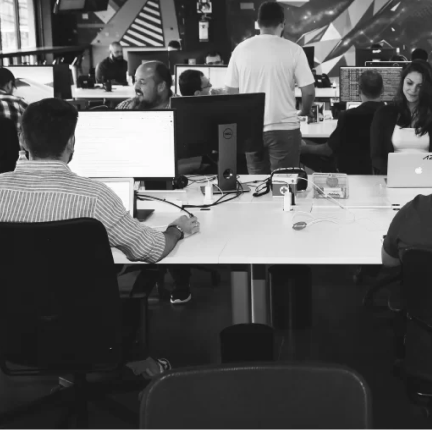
[5,66,55,104]
[175,65,227,96]
[303,46,315,70]
[365,60,410,68]
[170,93,265,159]
[355,47,396,66]
[93,178,134,215]
[58,0,85,10]
[339,66,402,102]
[69,110,176,179]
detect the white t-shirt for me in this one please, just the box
[392,126,430,153]
[225,35,315,132]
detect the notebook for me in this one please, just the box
[387,153,432,188]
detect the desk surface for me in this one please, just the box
[112,175,432,265]
[300,120,337,138]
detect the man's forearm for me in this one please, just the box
[300,94,315,116]
[159,228,182,260]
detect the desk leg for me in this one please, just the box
[251,265,269,325]
[230,265,251,324]
[230,264,270,325]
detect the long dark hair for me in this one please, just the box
[394,59,432,136]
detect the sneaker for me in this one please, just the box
[156,358,172,373]
[170,290,192,304]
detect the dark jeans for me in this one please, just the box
[245,129,302,174]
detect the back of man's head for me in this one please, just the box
[0,68,15,89]
[179,69,203,96]
[22,98,78,159]
[257,1,284,28]
[411,48,428,62]
[358,70,384,100]
[152,61,173,93]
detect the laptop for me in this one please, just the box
[387,153,432,188]
[93,178,136,215]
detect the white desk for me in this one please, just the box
[300,120,337,138]
[112,175,432,325]
[72,85,135,100]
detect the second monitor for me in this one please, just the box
[171,93,265,193]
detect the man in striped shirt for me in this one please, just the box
[0,68,28,133]
[0,97,200,263]
[116,61,172,110]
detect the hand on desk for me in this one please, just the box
[170,215,200,237]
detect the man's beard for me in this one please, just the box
[114,55,124,61]
[132,95,160,110]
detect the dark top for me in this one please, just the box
[0,117,20,174]
[95,56,128,85]
[384,194,432,260]
[370,104,432,174]
[327,101,385,174]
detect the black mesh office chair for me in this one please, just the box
[393,248,432,418]
[139,363,372,429]
[0,117,20,173]
[0,218,142,428]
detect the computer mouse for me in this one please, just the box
[292,221,307,230]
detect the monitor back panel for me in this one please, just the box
[387,153,432,188]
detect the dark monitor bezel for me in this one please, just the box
[365,60,411,68]
[355,47,397,66]
[170,93,265,159]
[74,109,178,181]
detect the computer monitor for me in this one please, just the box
[93,178,135,215]
[69,110,176,180]
[303,46,315,70]
[339,66,402,102]
[365,60,410,69]
[355,47,396,66]
[5,65,72,102]
[175,64,227,96]
[171,93,265,192]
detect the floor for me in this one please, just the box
[0,265,430,428]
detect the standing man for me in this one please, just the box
[225,1,315,174]
[95,42,128,85]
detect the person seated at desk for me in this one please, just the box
[0,67,28,133]
[116,62,194,304]
[370,60,432,174]
[116,61,172,110]
[411,48,428,62]
[205,51,224,65]
[301,69,385,174]
[178,68,225,97]
[95,42,128,86]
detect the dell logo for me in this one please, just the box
[415,167,423,175]
[223,128,233,139]
[423,155,432,160]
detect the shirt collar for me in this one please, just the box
[15,160,72,174]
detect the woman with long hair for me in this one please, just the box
[370,59,432,174]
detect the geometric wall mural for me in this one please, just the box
[120,0,165,47]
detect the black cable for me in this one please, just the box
[136,193,194,217]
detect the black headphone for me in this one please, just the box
[172,175,189,189]
[253,167,308,197]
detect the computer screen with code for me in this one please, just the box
[69,110,176,179]
[339,66,402,102]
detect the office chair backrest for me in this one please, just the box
[140,363,372,429]
[0,218,122,372]
[336,111,376,174]
[0,117,20,174]
[401,248,432,381]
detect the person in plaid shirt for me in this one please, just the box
[0,68,28,133]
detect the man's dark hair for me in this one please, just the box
[168,40,181,50]
[0,68,15,88]
[395,59,432,136]
[21,98,78,159]
[179,69,204,96]
[152,61,173,97]
[257,1,284,28]
[358,69,383,99]
[206,51,222,59]
[411,48,428,62]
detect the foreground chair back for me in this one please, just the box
[140,363,372,429]
[0,117,20,174]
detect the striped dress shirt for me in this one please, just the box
[0,89,28,132]
[0,160,166,263]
